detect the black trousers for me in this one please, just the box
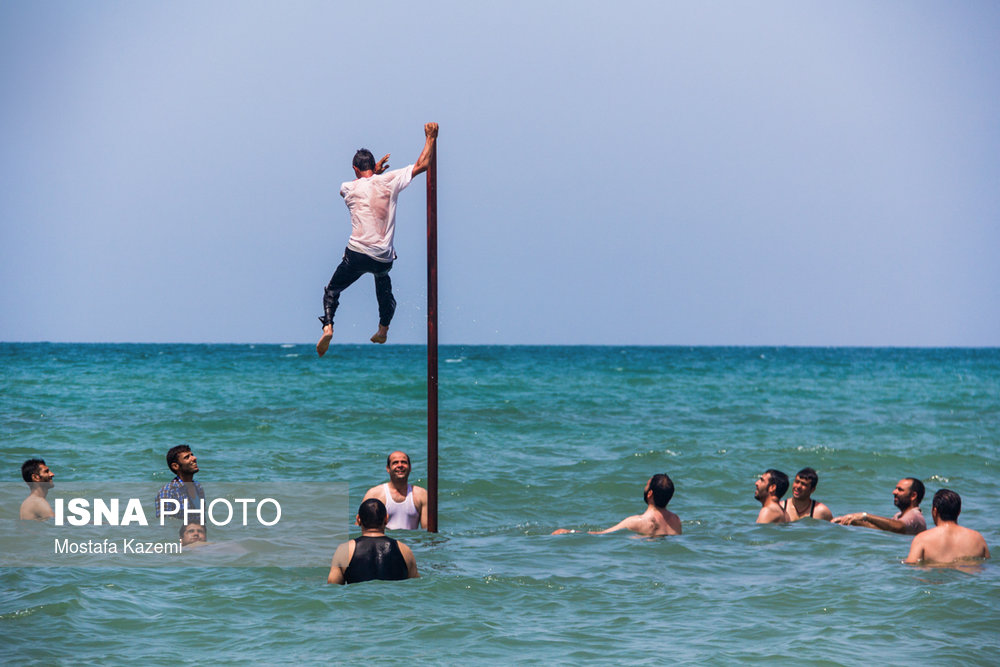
[320,248,396,328]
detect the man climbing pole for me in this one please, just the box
[317,122,439,356]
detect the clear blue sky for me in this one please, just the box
[2,2,998,346]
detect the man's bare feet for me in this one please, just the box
[317,325,333,357]
[370,325,388,344]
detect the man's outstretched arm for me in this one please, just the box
[411,122,439,177]
[589,515,642,535]
[833,512,907,533]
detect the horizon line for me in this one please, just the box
[3,341,998,350]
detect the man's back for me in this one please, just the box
[342,167,413,261]
[344,535,410,584]
[588,507,681,536]
[641,508,682,536]
[907,523,990,563]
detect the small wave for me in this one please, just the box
[0,606,42,620]
[632,449,680,458]
[795,444,837,453]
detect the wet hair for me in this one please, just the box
[22,459,46,483]
[904,477,925,505]
[179,522,207,540]
[765,469,789,499]
[796,467,819,490]
[166,445,192,472]
[646,474,675,508]
[386,451,411,467]
[932,489,961,522]
[358,498,388,529]
[353,148,376,172]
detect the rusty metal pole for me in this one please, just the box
[426,133,439,533]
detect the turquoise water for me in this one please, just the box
[2,344,998,664]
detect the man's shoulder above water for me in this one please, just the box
[906,523,990,563]
[757,501,789,524]
[592,508,681,537]
[20,495,54,520]
[647,508,682,536]
[894,506,926,534]
[363,482,426,500]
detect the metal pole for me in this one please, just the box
[426,134,439,533]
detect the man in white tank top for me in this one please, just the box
[362,451,428,530]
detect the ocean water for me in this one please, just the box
[1,343,998,665]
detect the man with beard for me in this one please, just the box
[154,445,205,520]
[833,477,926,535]
[782,467,834,521]
[20,458,55,520]
[754,469,791,524]
[551,474,682,537]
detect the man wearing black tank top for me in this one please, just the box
[327,498,419,585]
[782,467,834,521]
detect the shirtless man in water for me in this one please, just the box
[553,474,681,536]
[755,469,790,524]
[904,489,990,564]
[782,467,833,521]
[20,459,55,520]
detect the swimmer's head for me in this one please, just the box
[22,459,52,484]
[895,477,925,509]
[358,498,388,529]
[764,469,789,499]
[166,445,197,475]
[386,450,411,467]
[179,522,207,545]
[905,477,925,505]
[386,451,412,482]
[795,467,818,490]
[932,488,961,522]
[645,474,675,508]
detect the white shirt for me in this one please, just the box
[383,483,420,530]
[341,165,414,262]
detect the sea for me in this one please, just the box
[1,343,998,665]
